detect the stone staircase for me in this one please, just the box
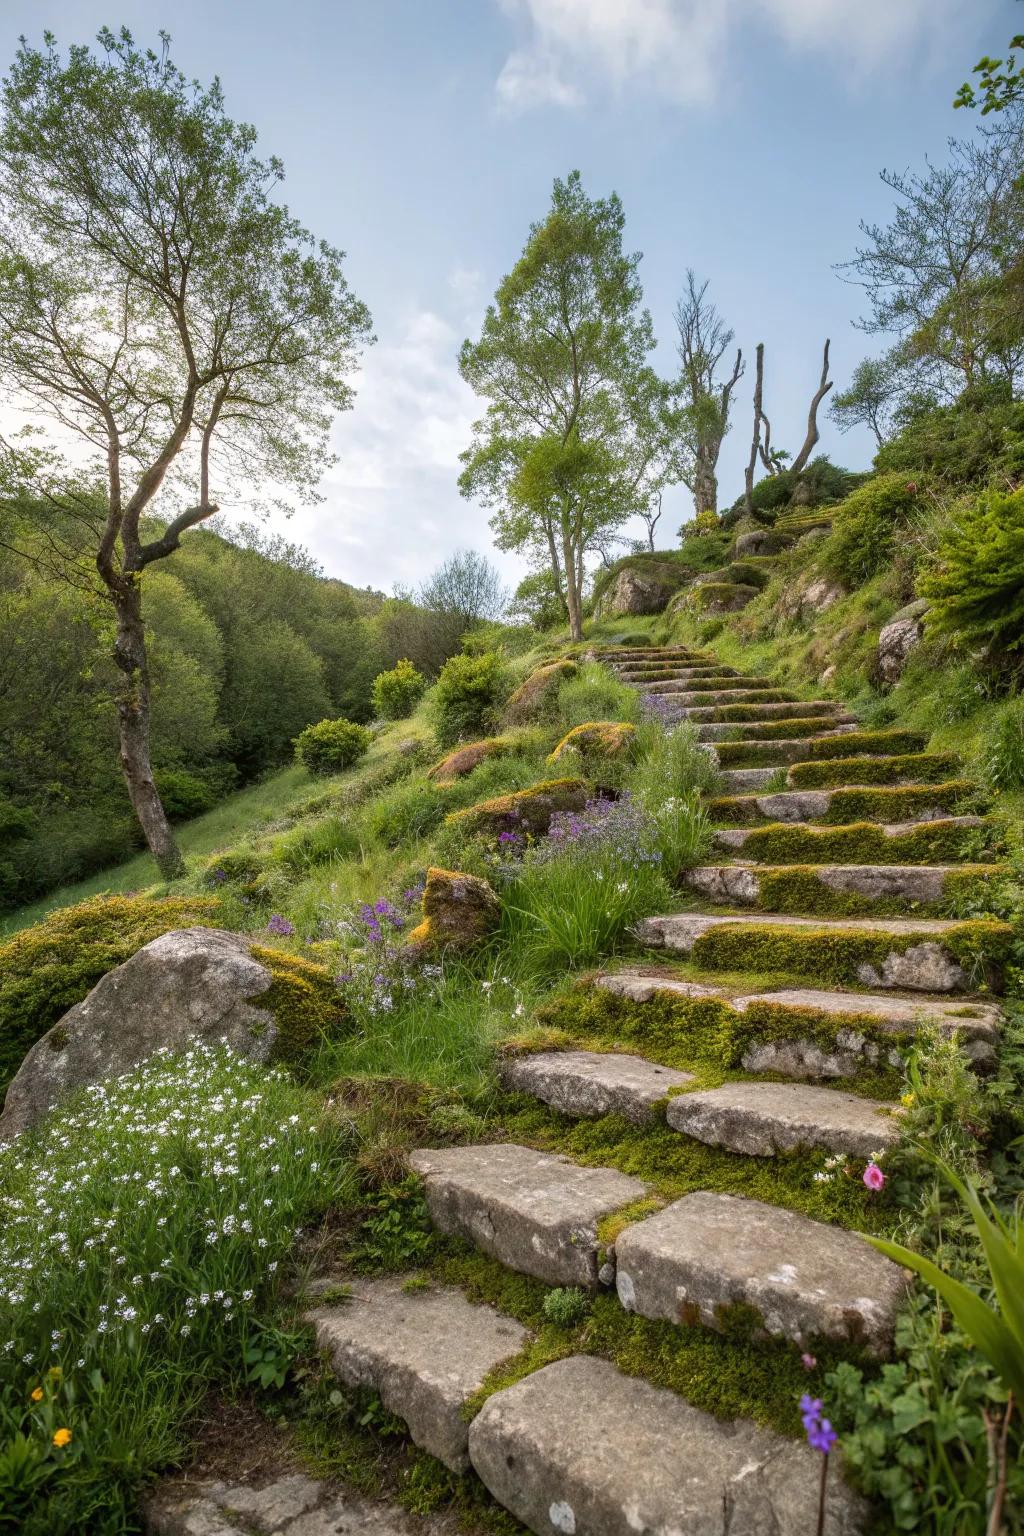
[153,644,1007,1535]
[280,642,1017,1534]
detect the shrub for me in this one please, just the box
[0,895,222,1096]
[555,662,640,731]
[822,473,923,584]
[371,658,427,721]
[430,651,508,747]
[498,794,668,973]
[0,1044,346,1533]
[271,815,360,872]
[541,1287,590,1326]
[294,717,371,776]
[982,699,1024,791]
[920,486,1024,662]
[154,768,217,821]
[876,379,1024,487]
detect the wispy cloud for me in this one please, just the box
[494,0,971,112]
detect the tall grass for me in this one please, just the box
[631,723,717,881]
[555,662,642,730]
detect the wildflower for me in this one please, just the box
[800,1393,838,1453]
[30,1386,43,1402]
[801,1354,817,1371]
[900,1092,915,1108]
[52,1428,72,1448]
[863,1162,885,1192]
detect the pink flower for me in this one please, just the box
[801,1353,817,1371]
[863,1162,885,1192]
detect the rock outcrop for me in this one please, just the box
[504,660,577,725]
[877,600,928,685]
[0,928,278,1142]
[405,867,500,954]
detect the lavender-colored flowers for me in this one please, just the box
[536,792,661,869]
[800,1394,838,1454]
[357,898,405,945]
[266,914,295,937]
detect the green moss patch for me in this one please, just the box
[709,781,982,826]
[250,945,348,1066]
[746,865,999,920]
[788,753,962,789]
[445,776,589,837]
[730,819,1001,865]
[714,717,853,743]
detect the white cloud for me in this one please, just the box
[494,0,970,111]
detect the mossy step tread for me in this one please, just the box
[643,678,785,696]
[641,911,986,941]
[499,1049,694,1123]
[715,815,987,852]
[685,862,996,906]
[683,700,850,722]
[469,1355,866,1536]
[615,1191,909,1354]
[719,767,787,792]
[665,1080,901,1158]
[408,1142,648,1288]
[697,718,857,742]
[710,784,979,825]
[712,732,881,766]
[304,1276,529,1472]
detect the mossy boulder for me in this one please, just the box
[680,582,759,617]
[446,777,590,839]
[504,661,577,726]
[428,737,511,784]
[595,560,690,616]
[0,927,345,1141]
[406,866,501,955]
[0,893,223,1098]
[548,721,637,766]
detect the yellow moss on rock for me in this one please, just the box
[445,777,589,837]
[427,737,511,784]
[548,721,637,765]
[248,943,347,1065]
[405,866,500,954]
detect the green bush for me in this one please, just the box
[430,651,508,748]
[822,473,923,584]
[293,717,371,776]
[920,486,1024,662]
[271,815,360,872]
[371,658,427,721]
[154,767,217,821]
[555,662,641,731]
[876,380,1024,487]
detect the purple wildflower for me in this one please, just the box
[266,914,295,937]
[209,867,228,884]
[807,1419,838,1454]
[799,1395,823,1428]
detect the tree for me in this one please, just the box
[742,341,832,517]
[839,109,1024,399]
[419,548,508,632]
[955,31,1024,114]
[459,171,656,641]
[0,30,372,875]
[829,354,902,447]
[673,271,742,520]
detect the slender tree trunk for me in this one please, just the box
[110,578,185,878]
[744,343,765,520]
[693,448,718,519]
[560,521,583,643]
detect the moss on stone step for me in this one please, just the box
[740,864,999,919]
[723,818,1000,864]
[709,782,981,826]
[788,753,962,789]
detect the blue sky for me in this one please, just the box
[0,0,1010,592]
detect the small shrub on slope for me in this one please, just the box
[371,658,427,721]
[430,651,508,747]
[983,699,1024,791]
[555,662,640,730]
[822,473,922,584]
[920,486,1024,664]
[0,1043,347,1534]
[294,718,371,776]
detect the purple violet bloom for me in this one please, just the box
[807,1419,838,1454]
[266,914,295,937]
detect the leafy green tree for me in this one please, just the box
[828,355,902,448]
[956,32,1024,114]
[459,171,657,641]
[0,29,372,875]
[220,618,331,775]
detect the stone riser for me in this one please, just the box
[697,719,855,742]
[709,783,980,825]
[713,815,988,859]
[684,862,994,910]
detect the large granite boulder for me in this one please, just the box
[877,600,928,685]
[504,660,577,726]
[733,527,789,558]
[0,928,278,1142]
[596,564,681,616]
[406,867,500,955]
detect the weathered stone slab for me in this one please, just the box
[304,1277,528,1471]
[666,1080,900,1158]
[595,971,726,1003]
[714,734,867,767]
[468,1356,865,1536]
[697,720,855,742]
[615,1192,909,1353]
[713,786,973,825]
[719,766,783,792]
[408,1143,648,1287]
[715,815,986,850]
[499,1049,693,1122]
[685,862,974,906]
[146,1473,421,1536]
[0,928,274,1143]
[684,700,846,723]
[734,986,1002,1033]
[642,674,762,694]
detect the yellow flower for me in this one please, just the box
[900,1092,916,1108]
[30,1386,43,1402]
[52,1428,72,1449]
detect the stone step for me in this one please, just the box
[616,664,738,679]
[709,782,980,826]
[679,699,849,723]
[665,1080,901,1158]
[147,1472,422,1536]
[499,1049,694,1122]
[642,675,783,695]
[684,862,994,909]
[696,717,856,742]
[649,690,797,712]
[595,970,1002,1067]
[408,1142,648,1287]
[715,729,927,770]
[714,815,989,860]
[304,1276,529,1472]
[468,1356,866,1535]
[719,766,786,792]
[712,732,871,767]
[615,1191,909,1354]
[789,752,962,791]
[637,911,1010,992]
[595,648,708,662]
